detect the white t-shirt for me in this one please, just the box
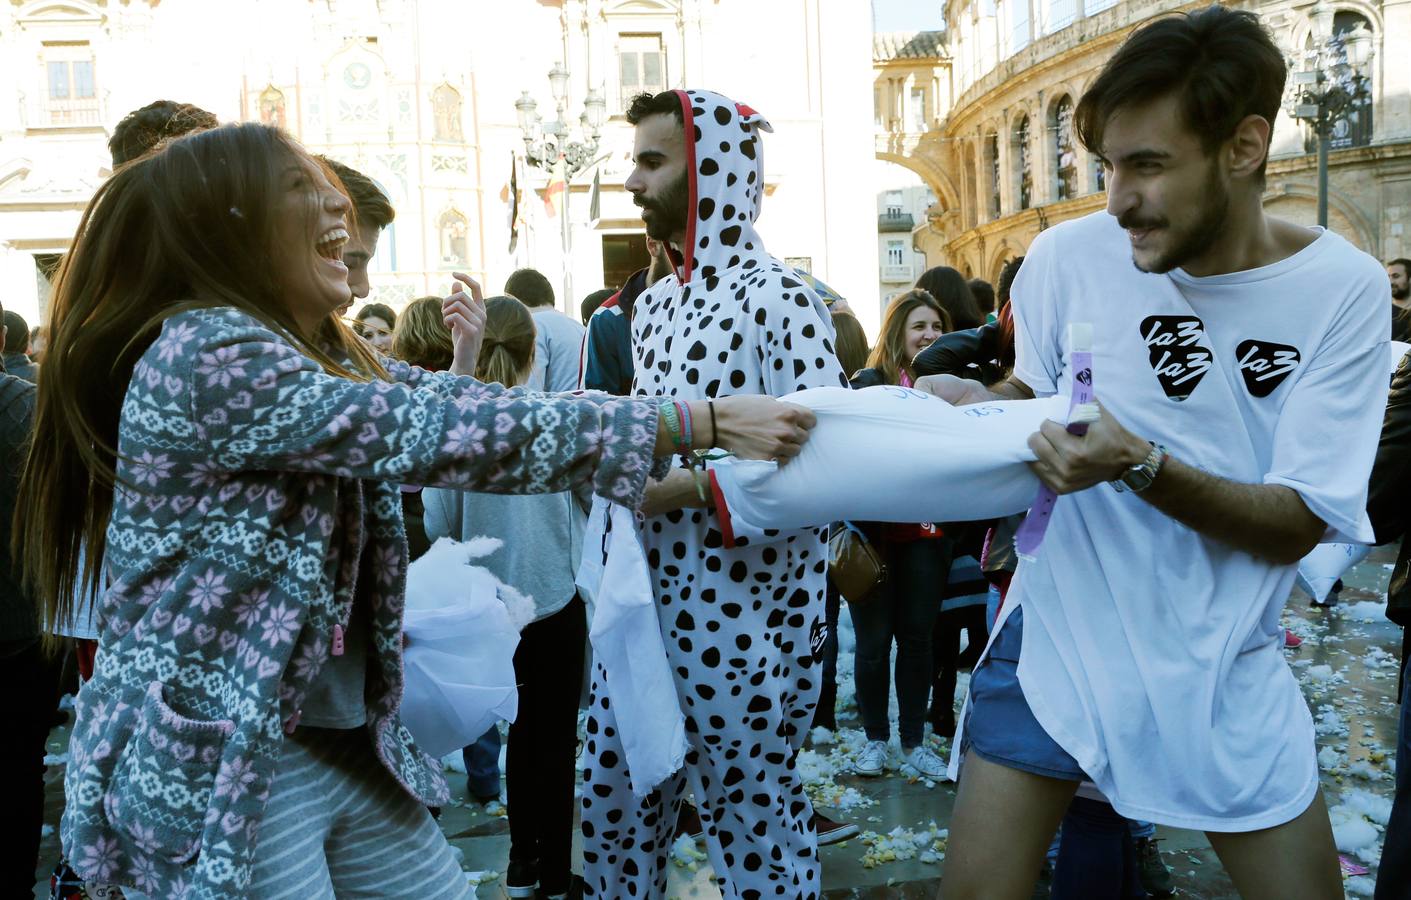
[1004,212,1388,831]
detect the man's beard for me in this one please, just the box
[1120,163,1229,275]
[638,171,690,242]
[1394,284,1409,301]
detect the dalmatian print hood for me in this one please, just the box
[668,89,773,285]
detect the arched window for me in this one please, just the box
[259,86,286,130]
[438,209,468,267]
[1012,114,1032,211]
[1052,95,1077,201]
[984,130,1001,219]
[433,84,464,142]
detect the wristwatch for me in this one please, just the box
[1112,441,1169,493]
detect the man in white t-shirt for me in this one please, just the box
[922,8,1389,900]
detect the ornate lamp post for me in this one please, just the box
[514,64,607,307]
[1284,3,1374,228]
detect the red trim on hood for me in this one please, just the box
[674,90,697,284]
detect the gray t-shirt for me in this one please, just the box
[298,587,368,729]
[299,494,375,730]
[528,307,587,393]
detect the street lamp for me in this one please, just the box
[1284,3,1375,227]
[515,64,608,308]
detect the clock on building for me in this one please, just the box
[343,62,372,90]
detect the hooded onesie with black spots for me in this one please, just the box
[578,90,847,900]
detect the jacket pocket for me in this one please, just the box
[103,682,234,864]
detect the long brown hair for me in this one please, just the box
[476,297,537,388]
[391,296,454,370]
[17,122,385,634]
[866,289,950,385]
[831,310,870,378]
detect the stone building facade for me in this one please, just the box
[0,0,881,332]
[875,0,1411,287]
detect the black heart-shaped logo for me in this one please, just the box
[1235,339,1301,398]
[1140,316,1212,401]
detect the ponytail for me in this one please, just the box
[474,297,537,388]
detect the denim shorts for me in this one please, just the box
[962,605,1089,782]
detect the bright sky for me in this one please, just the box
[871,0,945,32]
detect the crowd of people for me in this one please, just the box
[0,5,1409,900]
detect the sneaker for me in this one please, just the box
[903,745,947,779]
[1284,628,1303,648]
[1134,837,1175,897]
[853,740,888,776]
[812,811,860,845]
[674,802,705,841]
[505,859,538,898]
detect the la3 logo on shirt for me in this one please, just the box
[1140,316,1301,400]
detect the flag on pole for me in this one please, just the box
[588,167,601,222]
[543,155,567,218]
[507,152,521,253]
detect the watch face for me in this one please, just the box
[1122,468,1154,491]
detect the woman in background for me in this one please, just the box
[847,290,953,779]
[424,297,588,900]
[351,301,396,353]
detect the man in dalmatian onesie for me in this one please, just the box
[578,89,847,899]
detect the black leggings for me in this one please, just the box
[505,596,587,895]
[930,604,989,732]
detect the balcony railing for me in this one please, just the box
[881,263,914,283]
[27,97,103,129]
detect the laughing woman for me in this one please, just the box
[17,123,813,900]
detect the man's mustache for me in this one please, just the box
[1117,212,1167,230]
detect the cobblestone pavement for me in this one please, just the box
[34,546,1403,898]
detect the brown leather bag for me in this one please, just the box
[828,522,887,604]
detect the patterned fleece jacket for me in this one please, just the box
[63,308,660,898]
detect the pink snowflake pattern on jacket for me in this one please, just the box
[64,308,660,898]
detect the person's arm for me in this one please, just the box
[1368,350,1411,544]
[181,319,814,512]
[640,468,712,517]
[1023,404,1324,564]
[914,372,1034,404]
[911,322,998,378]
[848,368,885,389]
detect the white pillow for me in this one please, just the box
[710,386,1066,539]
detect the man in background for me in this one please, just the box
[580,237,672,395]
[505,267,585,392]
[319,159,395,317]
[0,296,43,896]
[2,312,36,382]
[1388,258,1411,342]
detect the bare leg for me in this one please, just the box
[938,750,1079,900]
[1204,791,1342,900]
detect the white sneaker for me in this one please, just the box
[853,740,888,776]
[903,745,947,779]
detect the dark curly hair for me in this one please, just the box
[109,100,218,166]
[625,91,683,127]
